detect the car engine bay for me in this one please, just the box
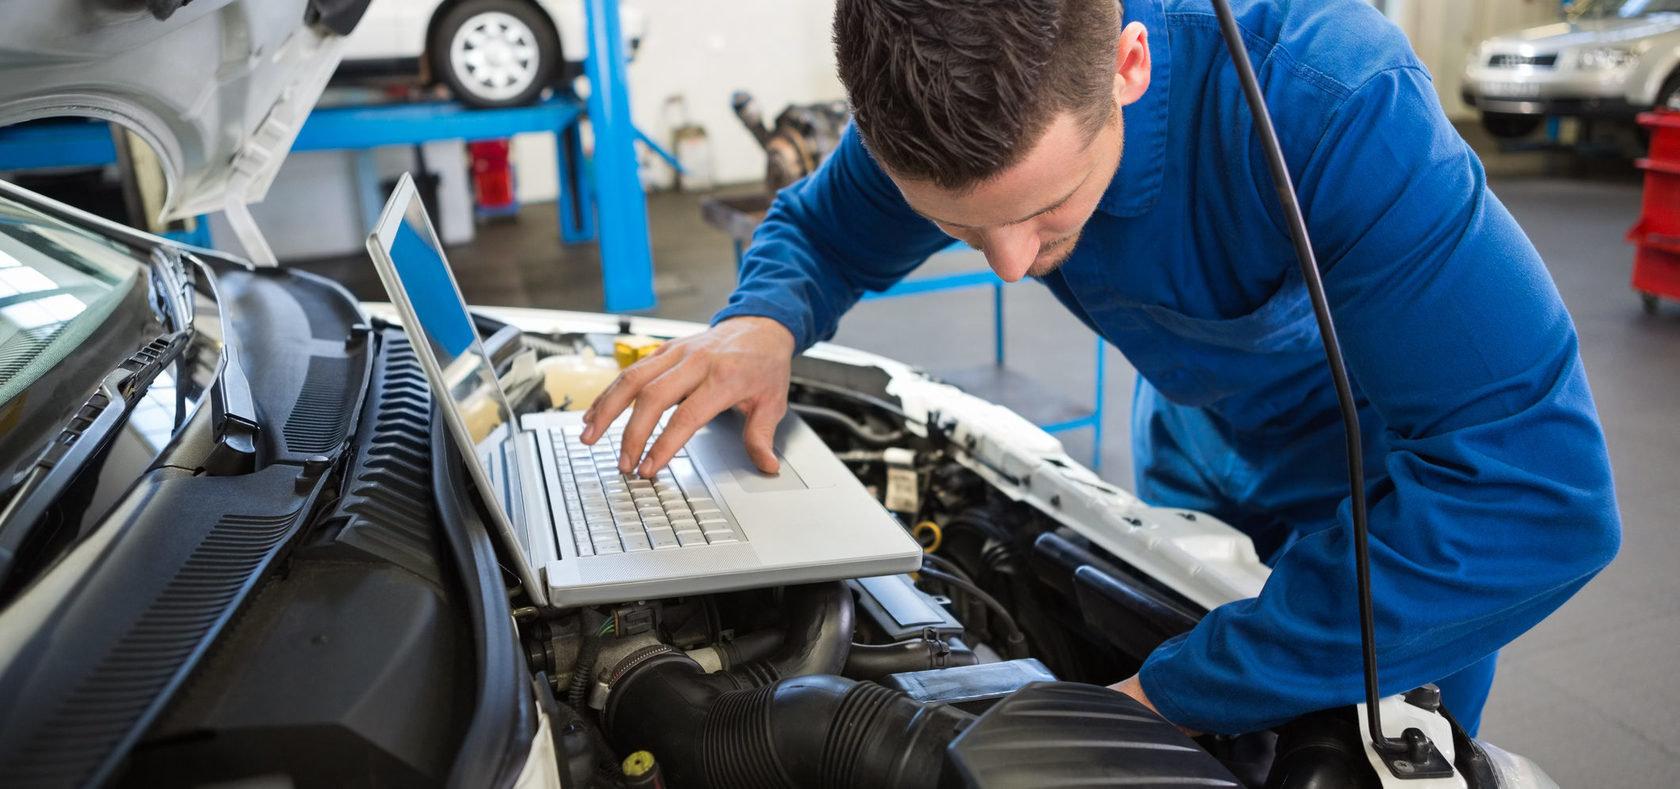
[417,316,1519,789]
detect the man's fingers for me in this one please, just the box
[582,351,680,443]
[741,396,785,474]
[616,363,706,474]
[636,386,730,477]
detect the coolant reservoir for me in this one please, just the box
[537,351,621,411]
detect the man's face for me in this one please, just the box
[891,107,1125,282]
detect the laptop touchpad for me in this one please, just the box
[698,410,812,492]
[733,463,808,492]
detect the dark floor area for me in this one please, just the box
[291,151,1676,787]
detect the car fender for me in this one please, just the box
[1625,32,1680,105]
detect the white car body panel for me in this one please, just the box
[0,0,347,222]
[341,0,645,66]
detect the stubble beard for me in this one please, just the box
[1025,229,1084,278]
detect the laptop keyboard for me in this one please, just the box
[552,423,742,557]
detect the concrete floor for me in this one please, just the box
[293,150,1677,787]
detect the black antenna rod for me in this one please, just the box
[1203,0,1396,759]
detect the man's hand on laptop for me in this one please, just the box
[581,316,796,478]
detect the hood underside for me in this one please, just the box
[0,0,351,222]
[1489,13,1680,49]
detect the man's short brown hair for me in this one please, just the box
[834,0,1122,190]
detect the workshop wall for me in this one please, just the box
[514,0,843,201]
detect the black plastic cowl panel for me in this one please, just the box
[213,267,369,466]
[0,465,325,788]
[310,329,445,586]
[116,330,475,788]
[943,682,1241,788]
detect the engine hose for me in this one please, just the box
[789,402,905,447]
[918,567,1028,659]
[717,628,784,669]
[568,613,606,709]
[725,582,853,686]
[842,637,978,681]
[604,654,974,789]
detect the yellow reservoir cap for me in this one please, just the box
[613,336,663,369]
[622,750,657,778]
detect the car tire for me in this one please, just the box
[1660,70,1680,111]
[431,0,560,109]
[1480,112,1543,139]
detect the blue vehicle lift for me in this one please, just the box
[0,0,658,313]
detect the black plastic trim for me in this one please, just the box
[431,400,539,789]
[0,465,327,787]
[319,330,446,586]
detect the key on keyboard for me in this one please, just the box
[552,419,741,557]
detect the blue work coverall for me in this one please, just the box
[713,0,1621,736]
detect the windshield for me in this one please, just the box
[0,203,146,406]
[0,194,161,496]
[1572,0,1680,17]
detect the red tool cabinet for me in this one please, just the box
[1629,110,1680,313]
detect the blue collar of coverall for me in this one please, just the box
[1096,0,1172,219]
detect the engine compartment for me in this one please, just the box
[491,326,1256,787]
[111,314,1502,788]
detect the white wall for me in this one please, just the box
[1385,0,1563,119]
[516,0,843,201]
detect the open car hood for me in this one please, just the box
[0,0,359,222]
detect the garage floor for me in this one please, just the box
[295,144,1676,788]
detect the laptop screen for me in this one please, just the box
[375,178,516,457]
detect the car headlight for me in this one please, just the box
[1576,45,1641,71]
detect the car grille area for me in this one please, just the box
[1488,53,1558,69]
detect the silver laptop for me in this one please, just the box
[366,173,921,608]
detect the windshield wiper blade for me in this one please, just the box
[0,331,186,590]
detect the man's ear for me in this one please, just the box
[1114,21,1151,107]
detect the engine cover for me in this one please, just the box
[943,682,1240,788]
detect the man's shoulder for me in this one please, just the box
[1157,0,1423,99]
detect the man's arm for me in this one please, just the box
[714,123,954,351]
[1135,66,1622,734]
[582,124,950,475]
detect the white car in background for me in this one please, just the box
[340,0,646,108]
[1462,0,1680,138]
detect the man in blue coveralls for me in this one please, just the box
[583,0,1622,736]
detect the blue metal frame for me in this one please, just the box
[582,0,657,312]
[0,120,215,247]
[291,99,582,151]
[0,120,116,170]
[288,96,605,252]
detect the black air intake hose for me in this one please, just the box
[726,582,853,686]
[605,654,973,788]
[843,636,978,681]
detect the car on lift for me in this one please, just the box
[0,1,1564,787]
[1462,0,1680,139]
[338,0,648,108]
